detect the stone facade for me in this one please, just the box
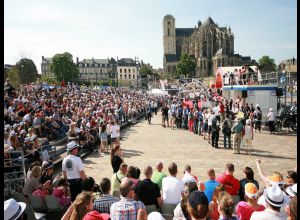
[41,56,55,78]
[117,58,139,87]
[163,14,257,77]
[76,57,117,82]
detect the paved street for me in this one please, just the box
[84,113,297,188]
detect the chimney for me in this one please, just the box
[76,57,79,63]
[42,56,44,60]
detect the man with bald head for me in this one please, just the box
[110,178,147,220]
[135,166,163,210]
[151,161,167,190]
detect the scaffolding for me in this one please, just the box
[4,150,26,200]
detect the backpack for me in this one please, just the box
[234,122,244,134]
[256,111,262,120]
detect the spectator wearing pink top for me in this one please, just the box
[236,183,264,220]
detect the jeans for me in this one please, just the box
[198,121,203,135]
[223,132,231,148]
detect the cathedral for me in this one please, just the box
[163,14,257,77]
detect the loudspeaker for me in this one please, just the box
[276,88,283,96]
[242,90,247,98]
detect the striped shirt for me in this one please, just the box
[23,177,41,196]
[110,197,145,220]
[93,194,120,214]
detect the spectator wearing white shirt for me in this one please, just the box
[207,110,215,144]
[266,108,275,134]
[162,162,184,204]
[62,141,87,201]
[182,165,198,184]
[251,184,287,220]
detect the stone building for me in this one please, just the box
[76,57,117,83]
[41,56,55,78]
[163,14,257,77]
[117,58,140,87]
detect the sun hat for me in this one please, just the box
[5,124,11,130]
[4,198,26,220]
[268,172,285,185]
[20,130,26,134]
[269,108,273,112]
[12,123,20,129]
[67,141,80,151]
[82,210,109,220]
[147,211,166,220]
[245,183,259,199]
[286,184,297,197]
[9,131,16,136]
[264,184,284,207]
[188,190,209,210]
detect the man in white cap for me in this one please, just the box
[62,141,86,201]
[266,107,275,134]
[243,119,253,155]
[4,198,26,220]
[250,184,287,220]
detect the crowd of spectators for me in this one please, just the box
[5,158,297,220]
[222,66,263,86]
[4,82,297,220]
[157,93,270,155]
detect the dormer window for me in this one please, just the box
[95,64,98,67]
[79,64,82,67]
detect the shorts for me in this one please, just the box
[208,125,212,134]
[162,115,168,122]
[111,137,116,143]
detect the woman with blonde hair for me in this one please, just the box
[61,192,93,220]
[208,184,226,220]
[217,191,238,220]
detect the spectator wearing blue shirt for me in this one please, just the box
[198,109,203,135]
[204,168,220,203]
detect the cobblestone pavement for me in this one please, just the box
[84,114,297,188]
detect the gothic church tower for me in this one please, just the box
[163,14,176,55]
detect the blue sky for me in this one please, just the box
[4,0,297,73]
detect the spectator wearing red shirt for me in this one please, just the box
[216,163,240,205]
[219,101,225,122]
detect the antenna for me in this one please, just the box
[209,9,210,17]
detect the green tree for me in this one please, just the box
[15,58,38,83]
[7,66,21,89]
[50,52,79,83]
[176,54,196,78]
[258,56,277,72]
[139,65,153,78]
